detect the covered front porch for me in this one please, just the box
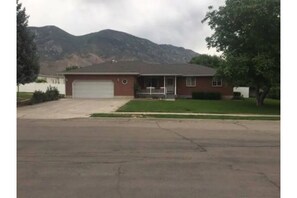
[135,76,177,98]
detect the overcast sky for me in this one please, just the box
[21,0,225,55]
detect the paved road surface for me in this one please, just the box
[17,118,280,198]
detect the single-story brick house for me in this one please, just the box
[62,61,233,99]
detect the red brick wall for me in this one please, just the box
[64,75,136,97]
[177,76,233,97]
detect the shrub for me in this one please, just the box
[192,92,205,99]
[233,91,243,100]
[134,83,141,97]
[192,92,221,100]
[45,86,60,101]
[31,91,46,104]
[267,86,280,99]
[30,87,60,104]
[206,92,222,100]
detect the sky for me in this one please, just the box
[21,0,225,55]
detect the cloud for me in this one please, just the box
[21,0,225,55]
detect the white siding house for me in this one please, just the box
[233,87,249,98]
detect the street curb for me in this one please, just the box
[112,112,280,117]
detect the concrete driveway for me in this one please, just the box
[17,98,130,119]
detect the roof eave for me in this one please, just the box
[61,72,139,75]
[139,74,215,77]
[60,72,215,77]
[181,74,215,77]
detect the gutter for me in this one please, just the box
[60,72,140,75]
[60,72,215,77]
[139,74,215,77]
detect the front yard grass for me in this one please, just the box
[17,92,33,102]
[117,98,280,115]
[91,113,279,120]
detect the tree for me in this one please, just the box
[202,0,280,106]
[64,65,80,71]
[17,0,39,86]
[190,54,223,68]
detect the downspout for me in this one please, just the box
[164,76,166,97]
[174,76,177,96]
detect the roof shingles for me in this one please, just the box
[62,61,216,76]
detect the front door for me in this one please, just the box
[166,77,174,94]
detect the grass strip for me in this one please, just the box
[17,92,33,102]
[91,113,280,121]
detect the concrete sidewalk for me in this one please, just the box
[112,112,280,117]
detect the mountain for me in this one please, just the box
[29,26,199,75]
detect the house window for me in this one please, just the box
[144,77,160,88]
[186,77,196,87]
[212,78,222,87]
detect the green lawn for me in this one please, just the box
[117,98,280,115]
[17,92,33,102]
[91,113,279,120]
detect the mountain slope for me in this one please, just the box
[29,26,199,75]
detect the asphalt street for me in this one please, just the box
[17,118,280,198]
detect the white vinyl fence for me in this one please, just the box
[17,83,65,94]
[233,87,249,98]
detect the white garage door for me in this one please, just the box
[73,80,114,98]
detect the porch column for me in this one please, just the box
[174,76,177,95]
[164,76,166,95]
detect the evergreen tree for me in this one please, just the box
[17,0,39,85]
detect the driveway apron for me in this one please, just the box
[17,98,130,119]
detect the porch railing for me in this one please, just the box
[136,87,165,95]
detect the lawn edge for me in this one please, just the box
[90,113,280,121]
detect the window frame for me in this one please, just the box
[186,77,196,87]
[212,78,223,87]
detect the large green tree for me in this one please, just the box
[203,0,280,106]
[17,0,39,85]
[190,54,223,68]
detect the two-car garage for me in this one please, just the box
[72,80,114,99]
[65,74,135,99]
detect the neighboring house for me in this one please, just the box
[62,61,233,99]
[17,75,65,94]
[18,83,65,94]
[233,87,250,98]
[37,74,65,84]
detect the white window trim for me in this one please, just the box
[212,79,223,87]
[186,77,196,87]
